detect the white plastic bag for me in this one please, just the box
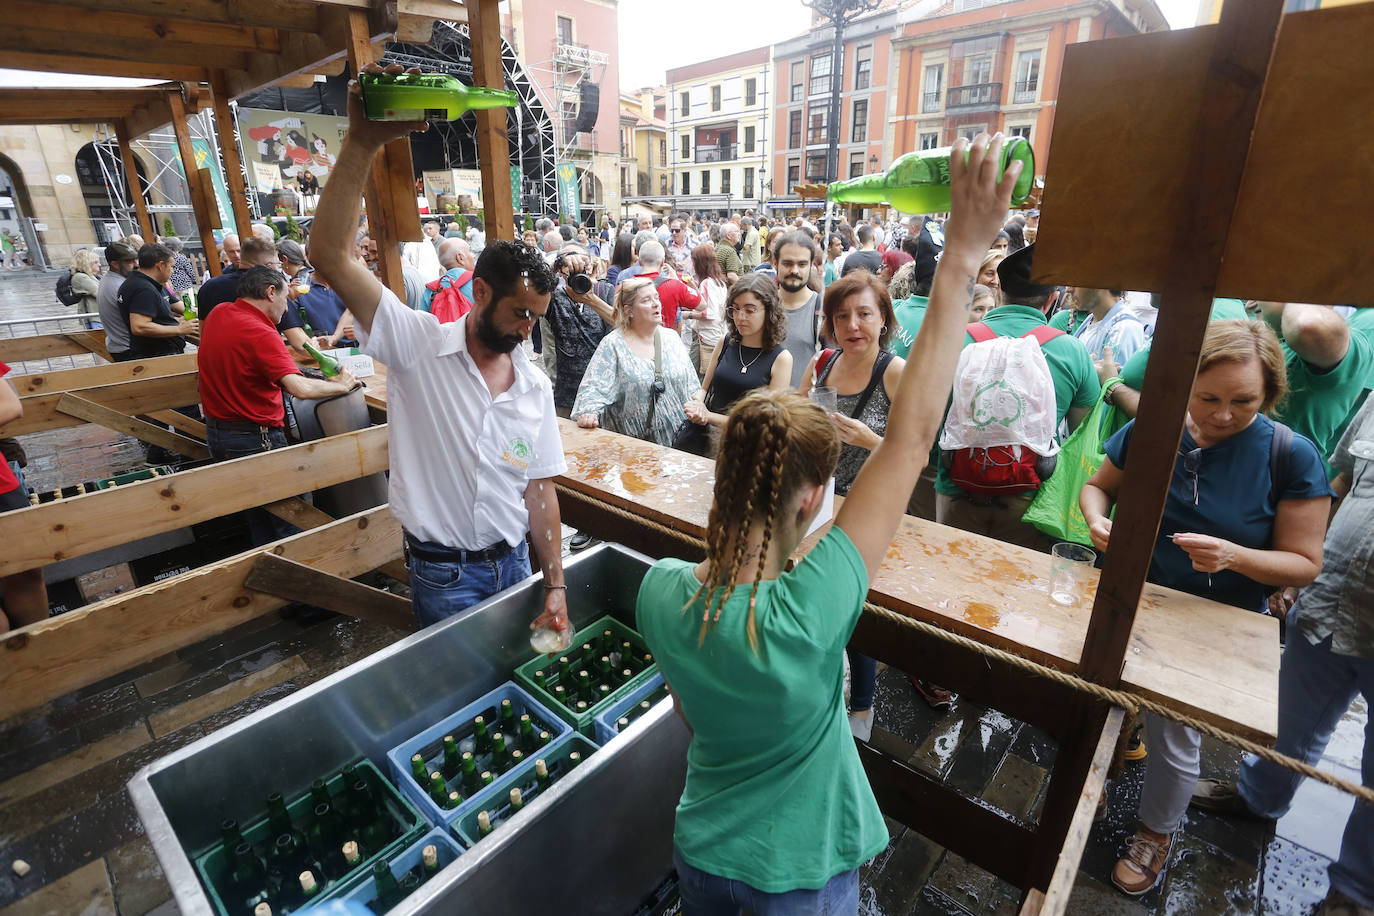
[938,335,1060,456]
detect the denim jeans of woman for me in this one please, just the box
[405,533,531,628]
[673,847,859,916]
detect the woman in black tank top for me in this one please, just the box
[681,275,793,450]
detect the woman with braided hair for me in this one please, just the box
[635,134,1024,914]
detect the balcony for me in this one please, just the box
[946,82,1002,111]
[921,91,941,113]
[695,144,738,163]
[1013,80,1038,104]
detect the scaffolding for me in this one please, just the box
[522,35,610,212]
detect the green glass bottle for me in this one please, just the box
[410,753,428,783]
[310,779,331,810]
[499,698,517,733]
[533,669,547,689]
[473,716,492,754]
[427,771,447,806]
[826,138,1035,214]
[518,716,535,751]
[535,758,551,789]
[509,748,524,769]
[342,840,362,870]
[306,801,347,879]
[299,869,321,903]
[537,730,552,748]
[481,770,494,787]
[618,715,632,731]
[477,810,493,837]
[491,734,509,772]
[220,818,247,852]
[508,786,524,814]
[181,289,197,321]
[303,340,342,378]
[556,656,572,680]
[253,902,273,916]
[372,860,404,911]
[597,684,612,703]
[460,751,480,794]
[358,71,518,122]
[266,793,295,840]
[441,735,461,779]
[576,670,592,700]
[620,667,634,686]
[446,789,462,810]
[421,843,441,880]
[568,751,582,768]
[552,685,569,706]
[297,305,316,337]
[228,841,268,911]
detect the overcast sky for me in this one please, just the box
[0,0,1200,90]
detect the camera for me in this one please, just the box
[567,272,592,295]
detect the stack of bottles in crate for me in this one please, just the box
[528,622,655,717]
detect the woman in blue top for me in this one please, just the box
[636,135,1024,914]
[1080,319,1331,897]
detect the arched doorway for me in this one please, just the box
[0,150,41,268]
[75,142,148,246]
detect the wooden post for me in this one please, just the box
[208,69,254,239]
[467,0,515,242]
[167,87,222,277]
[114,119,155,241]
[1075,0,1287,687]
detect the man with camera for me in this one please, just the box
[542,243,617,417]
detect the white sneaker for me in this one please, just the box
[848,709,873,743]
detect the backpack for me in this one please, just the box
[425,269,474,324]
[56,270,82,306]
[938,322,1065,497]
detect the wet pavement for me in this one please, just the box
[0,266,1367,914]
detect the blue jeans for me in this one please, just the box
[848,649,876,713]
[207,425,300,547]
[673,847,859,916]
[1238,617,1374,906]
[405,533,531,629]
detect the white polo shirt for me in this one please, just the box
[357,285,566,549]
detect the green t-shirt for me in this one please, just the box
[1278,329,1373,479]
[635,526,887,892]
[887,295,929,359]
[0,235,13,252]
[1118,299,1250,389]
[1048,308,1086,334]
[935,304,1098,496]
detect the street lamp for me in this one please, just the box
[868,153,878,173]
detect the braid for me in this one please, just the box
[744,411,789,654]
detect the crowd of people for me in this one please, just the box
[0,62,1368,915]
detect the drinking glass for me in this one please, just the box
[811,386,837,414]
[1049,542,1097,606]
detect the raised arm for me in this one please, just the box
[836,135,1020,579]
[307,65,426,336]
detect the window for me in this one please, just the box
[681,172,690,194]
[744,167,754,198]
[959,124,986,142]
[721,169,731,194]
[1009,125,1032,140]
[851,99,868,143]
[809,54,832,97]
[745,78,757,107]
[849,152,866,178]
[681,133,690,158]
[556,15,573,45]
[922,64,943,113]
[743,125,755,153]
[786,159,800,194]
[660,139,667,163]
[788,110,802,148]
[806,153,827,181]
[967,55,992,85]
[854,45,872,91]
[711,85,721,112]
[919,131,940,150]
[680,91,690,116]
[562,101,578,140]
[701,170,711,194]
[1014,50,1041,103]
[790,61,805,102]
[807,101,829,145]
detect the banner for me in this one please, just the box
[422,169,484,213]
[236,108,348,190]
[168,139,233,229]
[556,161,580,221]
[250,160,284,192]
[510,165,522,213]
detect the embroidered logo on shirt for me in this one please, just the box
[501,436,532,470]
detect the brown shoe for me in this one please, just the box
[1111,829,1171,896]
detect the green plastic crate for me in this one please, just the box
[513,615,658,737]
[192,758,425,916]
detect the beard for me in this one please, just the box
[779,273,809,293]
[474,307,523,354]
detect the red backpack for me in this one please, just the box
[426,270,474,323]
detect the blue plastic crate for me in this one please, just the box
[451,732,598,847]
[385,681,570,830]
[322,827,462,913]
[593,673,670,745]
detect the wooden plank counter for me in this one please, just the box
[555,420,1279,744]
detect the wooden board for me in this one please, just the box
[0,506,403,723]
[56,393,210,459]
[0,330,109,365]
[2,371,201,436]
[553,422,1280,743]
[244,553,412,631]
[8,353,196,396]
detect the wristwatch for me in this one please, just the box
[1103,379,1124,406]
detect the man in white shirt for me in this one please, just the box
[308,65,570,635]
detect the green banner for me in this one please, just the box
[555,161,580,221]
[169,139,234,230]
[510,165,522,213]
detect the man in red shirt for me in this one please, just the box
[636,239,699,330]
[197,265,356,543]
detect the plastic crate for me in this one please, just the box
[94,465,173,490]
[451,732,598,847]
[593,673,670,745]
[513,615,658,736]
[384,682,569,830]
[193,758,425,916]
[327,827,462,913]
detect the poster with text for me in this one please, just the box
[237,108,348,190]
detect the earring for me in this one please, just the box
[881,325,887,334]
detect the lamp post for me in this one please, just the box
[801,0,883,186]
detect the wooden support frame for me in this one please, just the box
[467,0,515,243]
[9,354,197,396]
[114,119,156,242]
[208,70,254,239]
[167,86,222,277]
[0,330,110,365]
[2,371,200,437]
[56,392,210,459]
[245,553,412,631]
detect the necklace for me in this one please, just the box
[738,345,764,374]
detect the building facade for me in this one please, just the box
[888,0,1166,184]
[769,2,903,215]
[618,89,670,217]
[666,47,772,216]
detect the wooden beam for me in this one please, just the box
[55,0,323,32]
[209,71,254,238]
[0,330,108,364]
[148,409,207,439]
[1076,0,1286,685]
[168,87,222,276]
[115,120,156,242]
[0,1,282,52]
[55,393,210,460]
[3,371,199,437]
[0,30,250,74]
[0,506,404,722]
[467,0,515,243]
[0,50,207,84]
[0,424,389,579]
[260,497,410,584]
[245,553,412,631]
[9,353,196,396]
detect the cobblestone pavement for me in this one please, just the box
[0,267,1364,914]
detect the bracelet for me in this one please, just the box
[544,584,567,590]
[1103,379,1123,406]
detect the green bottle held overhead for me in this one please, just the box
[303,340,342,378]
[827,138,1036,215]
[358,71,517,122]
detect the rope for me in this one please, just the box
[555,483,1374,806]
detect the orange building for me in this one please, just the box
[889,0,1166,182]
